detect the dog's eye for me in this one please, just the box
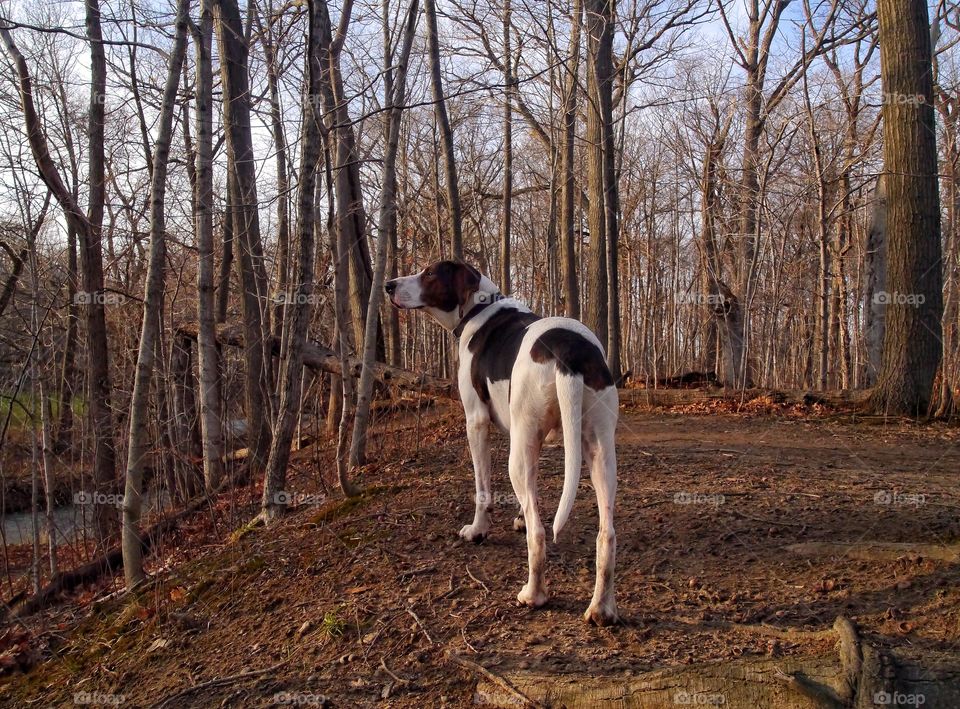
[423,268,432,277]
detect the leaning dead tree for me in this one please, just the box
[176,323,457,401]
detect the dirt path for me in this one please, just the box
[3,405,959,707]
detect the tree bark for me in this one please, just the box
[349,0,419,469]
[499,0,513,293]
[869,0,944,415]
[55,224,79,448]
[0,241,26,318]
[214,0,274,473]
[216,176,234,324]
[253,0,292,339]
[121,0,189,588]
[316,0,380,354]
[324,129,361,497]
[595,0,621,381]
[80,0,118,548]
[583,0,607,347]
[194,0,225,492]
[863,176,887,388]
[259,0,329,521]
[424,0,464,260]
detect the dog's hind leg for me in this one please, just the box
[513,508,526,532]
[510,422,547,608]
[583,391,619,626]
[459,414,492,543]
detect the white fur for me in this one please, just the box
[552,372,582,541]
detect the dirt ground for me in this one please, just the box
[3,397,960,707]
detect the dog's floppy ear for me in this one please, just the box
[453,262,481,309]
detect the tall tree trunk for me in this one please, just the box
[26,206,58,579]
[863,176,887,387]
[253,1,291,338]
[216,177,234,324]
[424,0,464,260]
[121,0,189,587]
[317,0,379,354]
[594,0,621,381]
[259,0,330,521]
[869,0,943,415]
[40,392,57,577]
[349,0,419,469]
[194,0,225,491]
[700,115,730,377]
[83,0,118,548]
[55,224,78,447]
[214,0,274,472]
[932,11,958,418]
[325,130,360,497]
[559,0,581,319]
[803,70,831,392]
[499,0,513,293]
[584,0,607,347]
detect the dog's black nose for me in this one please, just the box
[384,281,397,295]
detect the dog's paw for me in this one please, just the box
[583,600,619,627]
[516,584,548,608]
[458,524,489,543]
[512,515,526,532]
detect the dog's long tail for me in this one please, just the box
[553,373,584,542]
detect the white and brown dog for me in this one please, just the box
[386,260,618,625]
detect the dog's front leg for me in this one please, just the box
[459,415,492,543]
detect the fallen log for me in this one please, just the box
[786,540,960,563]
[472,617,960,708]
[176,322,457,400]
[623,387,872,409]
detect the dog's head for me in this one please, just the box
[385,260,497,330]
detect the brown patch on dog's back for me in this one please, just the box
[529,329,614,390]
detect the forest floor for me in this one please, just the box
[2,394,960,707]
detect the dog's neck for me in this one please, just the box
[428,280,502,334]
[453,301,491,338]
